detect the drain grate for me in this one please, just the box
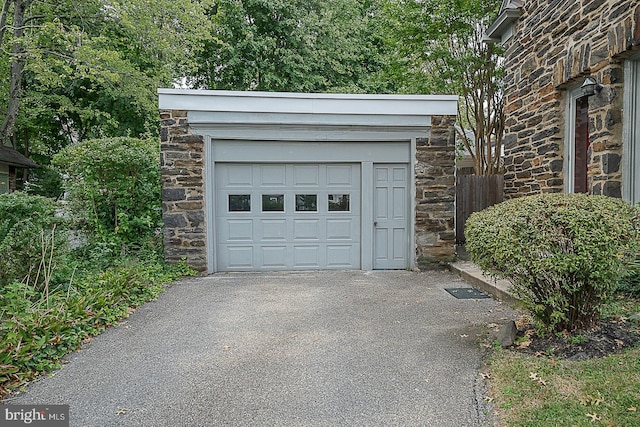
[444,287,490,299]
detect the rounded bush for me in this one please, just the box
[465,193,639,333]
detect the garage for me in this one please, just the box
[215,163,362,271]
[158,90,458,273]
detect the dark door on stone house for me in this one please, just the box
[574,96,590,193]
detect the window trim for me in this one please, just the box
[563,85,588,194]
[623,53,640,204]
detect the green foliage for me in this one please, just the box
[379,0,504,174]
[193,0,390,93]
[25,165,63,199]
[53,137,162,255]
[0,259,196,398]
[3,0,210,163]
[0,192,68,289]
[617,253,640,296]
[466,193,639,333]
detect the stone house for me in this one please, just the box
[0,144,39,194]
[485,0,640,203]
[158,90,458,272]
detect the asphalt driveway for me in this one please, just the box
[6,270,514,426]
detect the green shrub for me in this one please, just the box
[52,137,162,256]
[465,193,639,334]
[25,165,64,199]
[617,247,640,296]
[0,192,68,289]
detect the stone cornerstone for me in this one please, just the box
[159,110,456,271]
[498,0,640,198]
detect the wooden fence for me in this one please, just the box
[455,173,504,244]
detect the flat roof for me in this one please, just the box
[158,89,458,117]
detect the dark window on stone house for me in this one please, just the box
[574,96,590,193]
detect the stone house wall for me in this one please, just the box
[159,110,457,271]
[500,0,640,198]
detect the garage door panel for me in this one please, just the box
[327,245,358,267]
[227,220,253,241]
[294,245,321,267]
[294,219,320,240]
[326,219,353,240]
[260,219,287,241]
[225,165,253,186]
[327,165,354,186]
[225,246,254,268]
[216,163,360,271]
[261,165,286,186]
[294,165,320,186]
[260,246,288,267]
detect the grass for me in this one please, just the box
[487,295,640,426]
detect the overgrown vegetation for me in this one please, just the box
[52,137,162,258]
[466,193,639,334]
[0,260,193,398]
[0,137,195,399]
[0,192,68,289]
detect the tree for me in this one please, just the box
[190,0,390,93]
[0,0,210,163]
[381,0,504,175]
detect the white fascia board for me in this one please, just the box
[483,8,521,43]
[158,89,458,117]
[187,111,431,128]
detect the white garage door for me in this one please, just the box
[215,163,361,271]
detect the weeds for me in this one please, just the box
[0,260,195,399]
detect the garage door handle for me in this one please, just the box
[374,221,378,227]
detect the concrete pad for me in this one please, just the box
[5,270,516,426]
[449,261,520,307]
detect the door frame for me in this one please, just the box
[205,137,416,272]
[623,53,640,203]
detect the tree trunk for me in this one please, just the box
[0,0,30,146]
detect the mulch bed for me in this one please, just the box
[509,318,640,360]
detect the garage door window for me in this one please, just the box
[328,194,350,212]
[262,194,284,211]
[295,194,317,211]
[229,195,251,212]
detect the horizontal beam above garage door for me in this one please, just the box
[158,90,458,142]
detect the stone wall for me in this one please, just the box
[160,110,208,271]
[414,115,457,268]
[501,0,640,198]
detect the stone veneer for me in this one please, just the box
[160,110,457,271]
[160,110,208,271]
[415,115,457,267]
[500,0,640,198]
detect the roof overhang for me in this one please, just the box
[483,8,522,43]
[0,145,39,168]
[158,89,458,141]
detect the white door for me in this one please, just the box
[373,164,409,269]
[215,163,361,271]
